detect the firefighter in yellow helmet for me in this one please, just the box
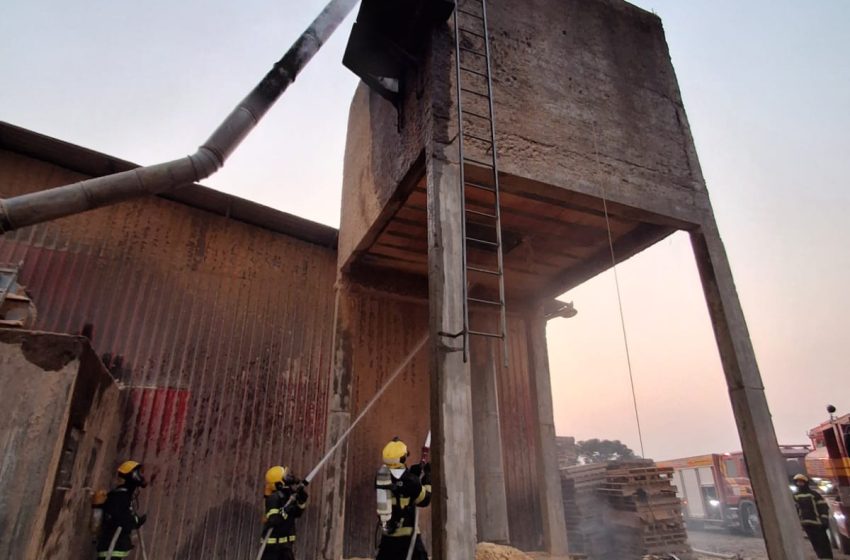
[374,437,431,560]
[95,460,147,559]
[260,465,309,560]
[792,474,833,559]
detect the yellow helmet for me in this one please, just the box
[116,460,147,487]
[117,460,141,476]
[265,465,289,496]
[793,474,809,483]
[382,438,409,468]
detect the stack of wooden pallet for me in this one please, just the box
[560,460,693,559]
[560,463,610,557]
[598,462,693,560]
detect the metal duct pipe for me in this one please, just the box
[0,0,359,233]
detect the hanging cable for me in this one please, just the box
[591,121,646,458]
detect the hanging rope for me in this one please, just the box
[591,121,646,458]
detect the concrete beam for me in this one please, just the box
[690,220,806,560]
[470,315,510,544]
[427,145,477,560]
[527,307,570,555]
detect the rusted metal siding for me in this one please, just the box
[337,289,544,555]
[499,314,545,551]
[341,290,431,558]
[0,150,337,559]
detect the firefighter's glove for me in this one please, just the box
[409,464,423,478]
[385,519,399,535]
[421,462,432,485]
[135,513,147,527]
[297,485,309,502]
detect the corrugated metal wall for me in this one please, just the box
[342,290,431,558]
[0,150,337,559]
[340,289,544,556]
[503,315,544,551]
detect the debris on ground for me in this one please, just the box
[527,551,588,560]
[476,542,535,560]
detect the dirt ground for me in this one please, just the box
[349,542,539,560]
[688,528,849,560]
[349,533,850,560]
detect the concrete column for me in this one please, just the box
[426,147,477,560]
[422,20,478,560]
[690,220,806,560]
[319,283,354,560]
[527,307,569,555]
[470,315,510,543]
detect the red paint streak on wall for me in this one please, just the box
[126,387,191,457]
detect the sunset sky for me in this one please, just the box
[2,1,848,460]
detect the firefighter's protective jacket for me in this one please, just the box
[378,467,432,538]
[95,486,144,557]
[263,485,308,546]
[794,487,830,526]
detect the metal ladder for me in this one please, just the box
[452,0,508,365]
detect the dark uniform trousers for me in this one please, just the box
[803,525,834,560]
[376,534,428,560]
[261,544,295,560]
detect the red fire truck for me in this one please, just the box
[658,446,810,536]
[805,407,850,553]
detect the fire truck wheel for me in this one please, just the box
[740,502,762,537]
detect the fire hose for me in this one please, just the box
[257,333,429,559]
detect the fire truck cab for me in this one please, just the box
[805,410,850,553]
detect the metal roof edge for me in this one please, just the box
[0,121,339,250]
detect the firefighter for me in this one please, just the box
[374,438,431,560]
[95,460,147,559]
[261,465,309,560]
[792,473,833,559]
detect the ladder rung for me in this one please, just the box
[459,65,488,78]
[460,87,489,99]
[461,109,492,122]
[466,236,498,247]
[465,180,495,192]
[458,27,486,39]
[468,330,504,339]
[457,8,484,20]
[467,265,501,276]
[463,156,495,168]
[464,132,493,144]
[466,208,497,219]
[459,46,486,58]
[469,296,502,306]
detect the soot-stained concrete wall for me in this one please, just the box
[486,0,706,209]
[0,329,120,560]
[338,78,428,270]
[339,0,712,269]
